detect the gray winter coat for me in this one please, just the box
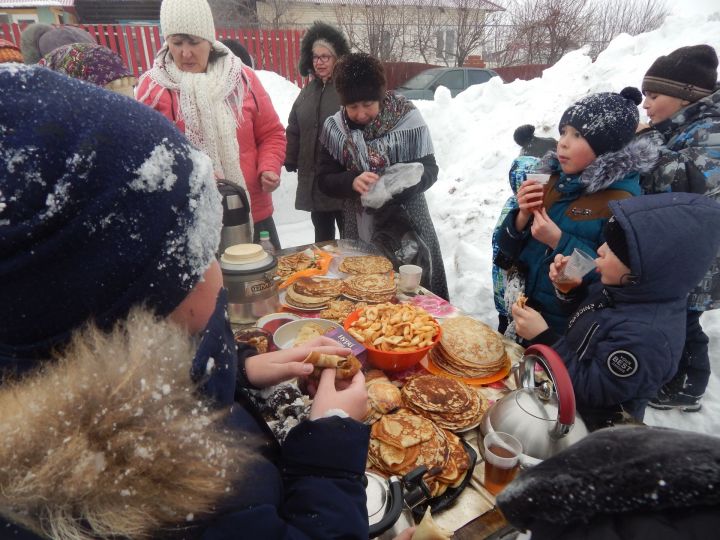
[285,78,344,212]
[639,86,720,310]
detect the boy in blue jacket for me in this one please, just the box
[497,88,657,336]
[512,193,720,429]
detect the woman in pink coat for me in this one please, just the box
[137,0,286,249]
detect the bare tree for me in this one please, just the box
[334,0,410,61]
[257,0,298,29]
[409,0,444,64]
[209,0,258,27]
[590,0,669,58]
[442,0,504,67]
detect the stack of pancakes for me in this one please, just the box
[429,316,507,378]
[339,255,393,275]
[277,252,315,279]
[364,370,403,424]
[367,409,471,497]
[401,375,488,431]
[285,277,342,309]
[319,299,368,323]
[342,273,396,303]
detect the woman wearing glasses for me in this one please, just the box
[285,22,350,242]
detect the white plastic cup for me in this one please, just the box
[483,431,523,495]
[398,264,423,294]
[525,173,551,185]
[560,248,597,281]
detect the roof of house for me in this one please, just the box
[274,0,504,11]
[0,0,74,6]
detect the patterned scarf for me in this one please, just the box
[321,91,434,173]
[137,42,248,195]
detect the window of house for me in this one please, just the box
[435,29,457,63]
[468,70,493,85]
[0,14,11,24]
[436,70,464,90]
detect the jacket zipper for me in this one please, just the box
[576,322,600,362]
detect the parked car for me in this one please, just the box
[395,67,500,100]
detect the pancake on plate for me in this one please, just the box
[342,273,396,303]
[339,255,393,275]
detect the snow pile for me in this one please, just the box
[266,13,720,434]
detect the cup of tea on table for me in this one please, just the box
[398,264,423,294]
[483,431,523,495]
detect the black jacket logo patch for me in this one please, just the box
[607,350,638,378]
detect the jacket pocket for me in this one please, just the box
[576,322,600,362]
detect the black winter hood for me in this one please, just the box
[298,21,350,77]
[608,192,720,303]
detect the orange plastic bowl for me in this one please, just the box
[344,308,442,372]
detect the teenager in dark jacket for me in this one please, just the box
[635,44,720,412]
[498,88,655,336]
[285,22,349,242]
[317,53,449,299]
[512,193,720,427]
[0,64,369,540]
[497,426,720,540]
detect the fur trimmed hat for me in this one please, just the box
[643,45,718,103]
[20,23,95,64]
[160,0,216,44]
[0,65,221,362]
[0,38,22,63]
[513,124,557,158]
[299,21,350,77]
[334,52,386,105]
[559,87,642,157]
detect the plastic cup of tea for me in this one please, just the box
[555,248,596,292]
[398,264,423,294]
[483,431,523,496]
[525,173,551,185]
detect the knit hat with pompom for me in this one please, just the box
[559,87,643,157]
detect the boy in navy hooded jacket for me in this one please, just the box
[512,193,720,428]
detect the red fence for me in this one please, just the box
[384,61,440,90]
[0,22,307,86]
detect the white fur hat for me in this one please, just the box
[160,0,216,44]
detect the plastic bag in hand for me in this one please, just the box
[361,162,424,209]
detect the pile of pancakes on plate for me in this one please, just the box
[276,252,317,279]
[319,299,368,323]
[339,255,396,303]
[401,375,488,431]
[367,408,471,498]
[284,276,342,310]
[342,273,396,303]
[429,316,508,379]
[364,370,403,424]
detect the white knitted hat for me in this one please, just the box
[160,0,216,44]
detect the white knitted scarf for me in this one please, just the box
[139,41,248,196]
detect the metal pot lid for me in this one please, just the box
[513,388,558,421]
[220,253,277,274]
[366,471,390,526]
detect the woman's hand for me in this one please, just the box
[514,180,544,230]
[392,527,416,540]
[244,336,350,388]
[310,368,368,421]
[352,171,379,195]
[530,207,561,249]
[511,302,549,340]
[260,171,281,192]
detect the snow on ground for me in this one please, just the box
[258,13,720,435]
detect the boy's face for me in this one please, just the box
[595,242,632,286]
[557,125,597,175]
[642,92,688,125]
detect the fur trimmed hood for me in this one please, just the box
[540,137,659,194]
[0,310,249,540]
[299,21,350,77]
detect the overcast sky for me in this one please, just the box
[671,0,719,17]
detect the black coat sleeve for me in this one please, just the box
[317,143,358,199]
[284,98,300,171]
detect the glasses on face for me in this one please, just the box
[312,54,333,64]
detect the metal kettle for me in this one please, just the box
[217,180,252,255]
[480,344,588,467]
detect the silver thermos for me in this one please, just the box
[217,180,252,255]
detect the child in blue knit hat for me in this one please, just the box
[0,64,368,540]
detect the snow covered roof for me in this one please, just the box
[0,0,74,6]
[277,0,504,11]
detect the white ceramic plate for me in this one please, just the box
[278,289,330,312]
[272,318,343,350]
